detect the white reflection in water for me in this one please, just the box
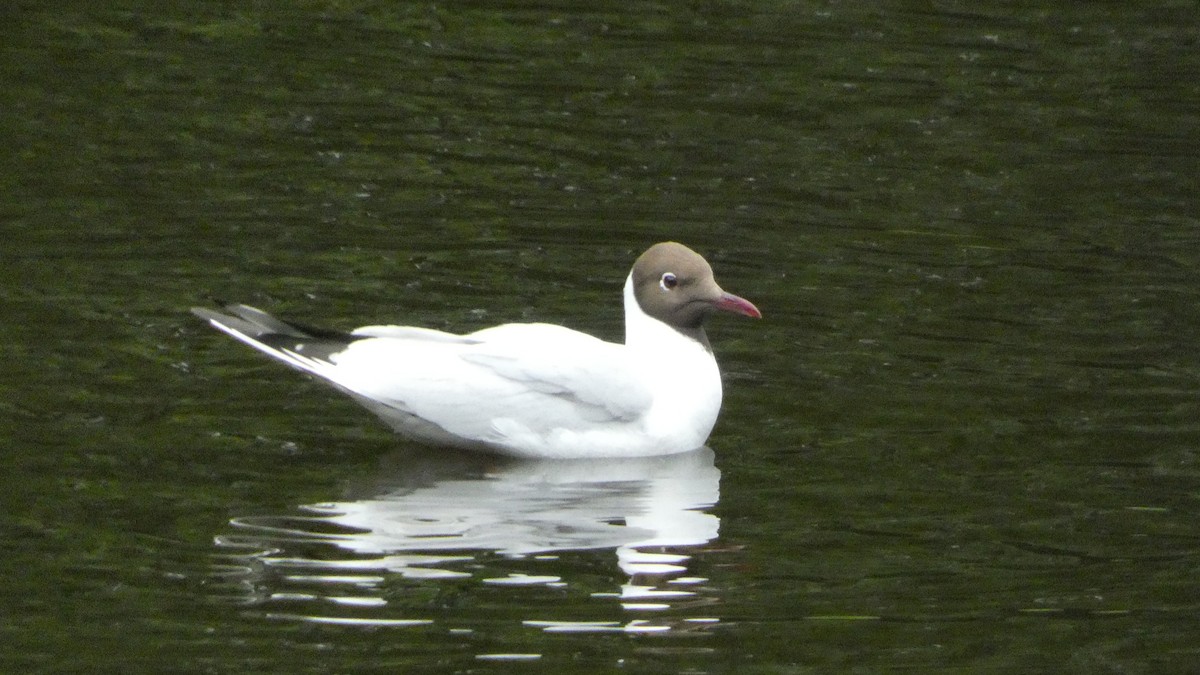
[214,446,721,634]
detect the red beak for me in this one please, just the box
[713,292,762,319]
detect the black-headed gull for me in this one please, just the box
[192,242,760,459]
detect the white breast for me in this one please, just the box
[621,276,724,453]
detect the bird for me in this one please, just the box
[191,242,760,459]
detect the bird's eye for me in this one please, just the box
[660,272,678,291]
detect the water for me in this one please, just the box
[2,2,1198,672]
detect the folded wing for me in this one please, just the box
[327,323,653,452]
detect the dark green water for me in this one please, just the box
[3,2,1198,672]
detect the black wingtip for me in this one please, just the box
[191,302,357,342]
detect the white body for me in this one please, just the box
[211,275,723,459]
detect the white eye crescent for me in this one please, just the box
[660,272,678,291]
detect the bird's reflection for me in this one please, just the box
[214,446,722,634]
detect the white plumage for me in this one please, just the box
[193,242,759,459]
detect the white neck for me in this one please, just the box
[622,274,723,449]
[624,274,662,348]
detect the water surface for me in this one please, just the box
[2,2,1198,672]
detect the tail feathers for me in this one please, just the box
[191,303,358,376]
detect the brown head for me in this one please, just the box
[630,242,761,334]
